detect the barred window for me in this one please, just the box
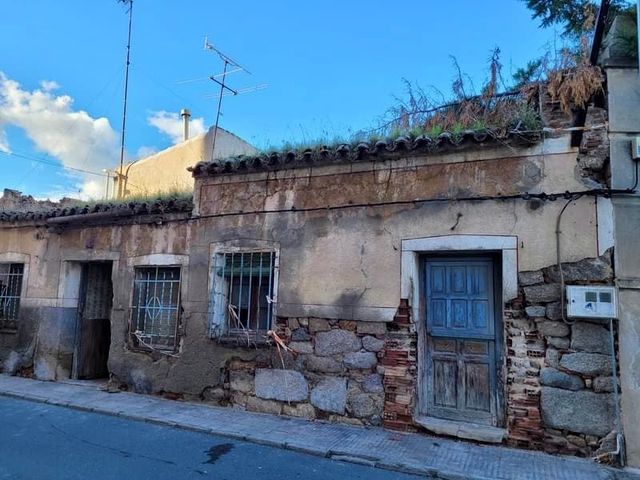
[131,266,181,352]
[0,263,24,328]
[210,251,276,339]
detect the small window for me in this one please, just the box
[210,251,277,339]
[585,291,598,303]
[0,263,24,328]
[130,266,181,352]
[599,291,612,303]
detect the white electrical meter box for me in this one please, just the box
[566,286,618,319]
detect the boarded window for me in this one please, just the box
[210,251,276,338]
[130,266,181,352]
[0,263,24,328]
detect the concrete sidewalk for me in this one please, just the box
[0,375,635,480]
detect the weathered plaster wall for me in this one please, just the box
[0,134,614,458]
[194,140,599,322]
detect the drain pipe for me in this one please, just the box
[593,317,625,466]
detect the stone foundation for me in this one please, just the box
[211,317,387,426]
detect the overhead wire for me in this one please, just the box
[0,150,108,177]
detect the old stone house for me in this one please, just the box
[1,5,639,468]
[0,99,624,458]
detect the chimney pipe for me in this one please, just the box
[180,108,191,142]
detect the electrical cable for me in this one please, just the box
[555,194,584,325]
[0,150,108,177]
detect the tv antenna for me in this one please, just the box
[200,36,266,161]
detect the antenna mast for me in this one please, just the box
[117,0,134,199]
[204,37,252,162]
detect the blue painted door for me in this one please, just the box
[424,258,498,426]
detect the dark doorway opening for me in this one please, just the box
[72,262,113,380]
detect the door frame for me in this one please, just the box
[400,235,518,428]
[423,254,502,426]
[70,261,114,380]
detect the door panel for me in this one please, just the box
[424,258,499,426]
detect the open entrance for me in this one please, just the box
[72,262,113,380]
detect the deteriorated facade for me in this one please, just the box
[0,115,625,460]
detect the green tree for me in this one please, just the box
[522,0,631,38]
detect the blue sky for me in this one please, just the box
[0,0,558,199]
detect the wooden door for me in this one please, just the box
[424,258,499,426]
[73,263,113,379]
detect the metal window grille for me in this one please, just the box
[131,266,181,351]
[0,263,23,325]
[212,251,275,336]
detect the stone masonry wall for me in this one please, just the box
[508,250,618,457]
[206,317,387,426]
[198,255,618,458]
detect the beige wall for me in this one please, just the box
[118,127,257,197]
[193,135,598,321]
[0,134,603,394]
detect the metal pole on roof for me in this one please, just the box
[117,0,134,199]
[211,60,228,162]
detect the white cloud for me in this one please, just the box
[0,129,9,153]
[40,80,60,92]
[136,145,158,158]
[148,110,206,144]
[0,72,118,199]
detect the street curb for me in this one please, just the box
[0,389,430,477]
[0,384,632,480]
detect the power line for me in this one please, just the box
[0,150,108,177]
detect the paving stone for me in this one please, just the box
[519,270,544,286]
[560,353,613,377]
[306,355,342,373]
[538,321,570,338]
[343,352,377,370]
[254,369,308,402]
[571,322,612,354]
[314,330,361,356]
[539,368,584,391]
[524,284,561,303]
[308,318,331,334]
[362,336,385,352]
[362,373,384,393]
[229,370,254,394]
[310,377,347,414]
[246,396,282,415]
[541,387,613,436]
[525,306,546,318]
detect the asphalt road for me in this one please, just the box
[0,396,422,480]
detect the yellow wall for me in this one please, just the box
[116,127,256,197]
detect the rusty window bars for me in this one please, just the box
[210,251,276,338]
[131,266,181,352]
[0,263,23,327]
